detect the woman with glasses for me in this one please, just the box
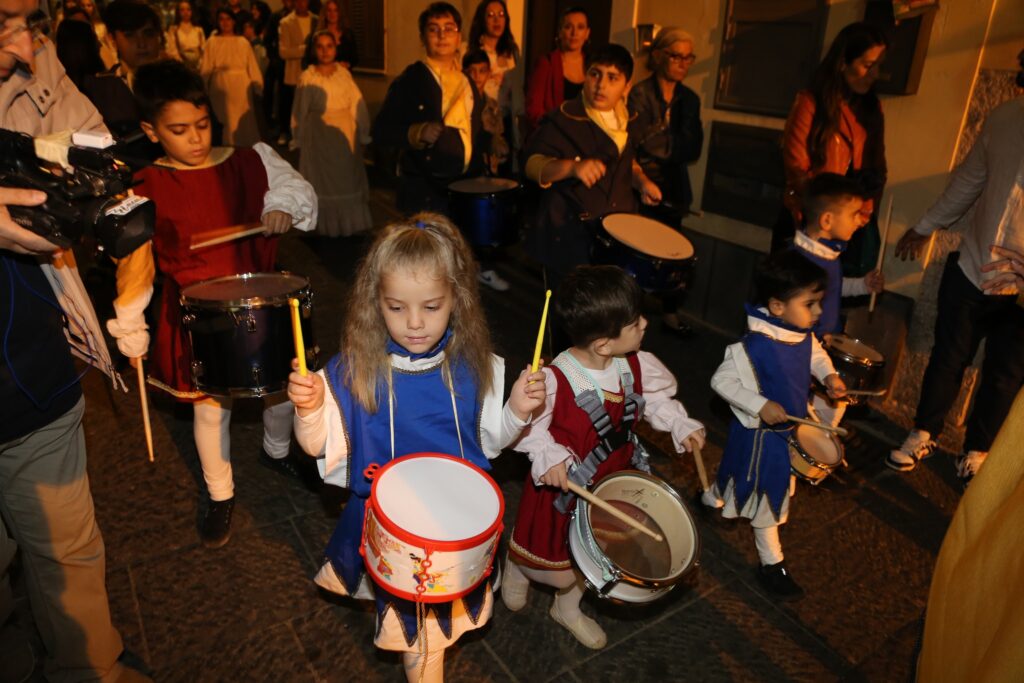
[628,27,703,338]
[524,5,589,132]
[371,2,487,215]
[777,22,888,275]
[467,0,522,171]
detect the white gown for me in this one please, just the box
[200,35,263,147]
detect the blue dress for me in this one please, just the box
[792,235,847,337]
[320,332,494,648]
[716,305,813,520]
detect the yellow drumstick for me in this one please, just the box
[531,290,552,376]
[289,298,307,376]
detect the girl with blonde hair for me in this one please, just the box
[287,213,546,683]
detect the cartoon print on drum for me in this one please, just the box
[410,553,450,594]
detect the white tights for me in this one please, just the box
[753,524,784,566]
[192,394,293,501]
[508,562,585,619]
[402,648,445,683]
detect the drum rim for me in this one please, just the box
[447,176,521,195]
[367,452,505,550]
[598,212,695,263]
[579,469,700,587]
[824,334,886,367]
[788,429,843,480]
[180,271,310,309]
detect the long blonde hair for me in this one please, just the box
[342,212,494,412]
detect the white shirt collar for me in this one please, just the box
[794,230,840,260]
[747,307,808,343]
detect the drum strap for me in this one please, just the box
[551,353,647,513]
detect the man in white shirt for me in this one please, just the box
[887,52,1024,484]
[276,0,315,144]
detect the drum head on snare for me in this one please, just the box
[448,177,520,194]
[795,425,843,465]
[601,214,695,261]
[828,334,884,364]
[376,456,500,542]
[181,272,309,305]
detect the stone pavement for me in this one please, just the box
[26,199,966,682]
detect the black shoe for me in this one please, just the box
[757,561,805,601]
[200,497,235,548]
[259,449,301,480]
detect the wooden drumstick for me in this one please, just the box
[566,481,664,543]
[869,196,894,315]
[692,444,710,493]
[289,298,307,376]
[842,388,887,397]
[189,223,265,250]
[530,290,552,380]
[136,359,154,462]
[785,414,848,437]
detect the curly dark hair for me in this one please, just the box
[468,0,519,60]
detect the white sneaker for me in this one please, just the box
[885,429,937,471]
[478,269,510,291]
[956,450,988,485]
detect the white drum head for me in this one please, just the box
[181,272,308,305]
[601,214,694,261]
[828,334,884,363]
[794,425,842,465]
[375,456,499,542]
[448,177,519,194]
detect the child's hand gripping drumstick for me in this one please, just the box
[289,298,307,377]
[531,290,552,378]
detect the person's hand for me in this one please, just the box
[824,373,847,400]
[895,228,931,261]
[0,188,61,255]
[539,459,569,491]
[758,400,787,425]
[287,359,325,416]
[262,210,293,234]
[509,363,546,421]
[572,159,607,188]
[864,269,885,294]
[980,245,1024,295]
[418,122,444,146]
[639,177,662,206]
[682,429,705,453]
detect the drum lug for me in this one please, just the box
[251,364,263,392]
[231,309,257,332]
[191,360,204,379]
[182,313,196,326]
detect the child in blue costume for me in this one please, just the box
[703,250,847,599]
[792,173,884,426]
[287,213,546,683]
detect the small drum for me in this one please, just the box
[788,424,845,484]
[822,334,886,405]
[180,272,316,397]
[361,453,504,603]
[568,470,699,603]
[593,213,695,292]
[447,177,521,247]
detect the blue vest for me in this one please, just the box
[716,305,812,517]
[792,237,846,336]
[320,337,492,645]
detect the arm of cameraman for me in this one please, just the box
[108,242,155,360]
[0,188,61,255]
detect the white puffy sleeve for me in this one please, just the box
[253,142,318,232]
[293,368,351,487]
[638,351,705,453]
[509,367,575,485]
[810,334,837,383]
[710,342,766,428]
[479,354,530,458]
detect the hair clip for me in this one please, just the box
[414,220,427,230]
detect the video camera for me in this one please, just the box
[0,129,154,258]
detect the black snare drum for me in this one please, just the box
[180,272,316,397]
[592,213,696,292]
[821,334,885,405]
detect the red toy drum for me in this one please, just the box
[361,453,504,602]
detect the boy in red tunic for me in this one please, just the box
[503,266,705,648]
[108,59,317,547]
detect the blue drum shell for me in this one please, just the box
[592,232,695,292]
[448,181,521,248]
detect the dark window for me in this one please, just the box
[342,0,385,71]
[700,121,785,228]
[715,0,828,117]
